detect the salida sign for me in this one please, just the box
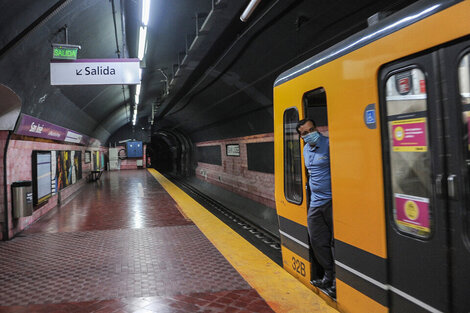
[76,66,116,76]
[50,59,140,85]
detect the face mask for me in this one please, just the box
[303,131,320,145]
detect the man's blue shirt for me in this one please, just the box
[303,134,332,207]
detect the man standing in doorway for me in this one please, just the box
[296,118,335,298]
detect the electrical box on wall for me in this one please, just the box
[126,141,143,158]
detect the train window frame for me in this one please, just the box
[302,87,328,128]
[380,65,435,240]
[283,107,303,205]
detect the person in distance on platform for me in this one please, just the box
[296,118,335,298]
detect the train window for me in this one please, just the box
[458,53,470,240]
[384,68,433,239]
[284,108,303,204]
[303,87,328,129]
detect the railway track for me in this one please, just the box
[165,174,282,265]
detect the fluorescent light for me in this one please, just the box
[240,0,262,22]
[132,107,138,125]
[142,0,151,26]
[138,26,147,60]
[135,94,139,105]
[136,84,141,96]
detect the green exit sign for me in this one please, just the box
[51,43,81,60]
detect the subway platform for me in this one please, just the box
[0,169,336,313]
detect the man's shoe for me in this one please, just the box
[310,278,323,286]
[325,284,336,298]
[310,276,333,289]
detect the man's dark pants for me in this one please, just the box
[307,200,334,279]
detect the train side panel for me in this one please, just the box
[274,1,470,312]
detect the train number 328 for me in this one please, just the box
[292,257,306,276]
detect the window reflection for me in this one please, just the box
[284,108,303,204]
[385,68,432,238]
[458,53,470,241]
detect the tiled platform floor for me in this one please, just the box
[0,170,274,313]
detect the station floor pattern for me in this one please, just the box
[0,170,337,313]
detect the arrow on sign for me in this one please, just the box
[75,69,82,75]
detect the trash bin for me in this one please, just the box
[12,181,33,218]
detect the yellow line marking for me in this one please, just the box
[148,169,338,313]
[175,203,191,221]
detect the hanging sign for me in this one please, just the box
[391,117,427,152]
[50,58,140,85]
[52,43,81,60]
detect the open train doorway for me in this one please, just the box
[302,87,335,295]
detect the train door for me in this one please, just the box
[439,40,470,313]
[380,54,449,312]
[302,87,330,285]
[381,40,470,312]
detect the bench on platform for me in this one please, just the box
[87,170,103,182]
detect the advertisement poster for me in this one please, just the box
[92,151,100,171]
[56,151,82,190]
[51,151,56,195]
[33,151,52,205]
[391,118,427,152]
[74,151,82,181]
[395,193,430,233]
[226,144,240,156]
[56,151,70,190]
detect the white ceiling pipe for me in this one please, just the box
[240,0,262,22]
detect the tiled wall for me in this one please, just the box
[1,136,107,239]
[195,133,275,208]
[113,145,147,170]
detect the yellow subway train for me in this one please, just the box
[273,0,470,312]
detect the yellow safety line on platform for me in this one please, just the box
[148,169,338,313]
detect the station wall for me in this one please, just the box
[195,133,275,208]
[0,135,107,239]
[113,145,147,170]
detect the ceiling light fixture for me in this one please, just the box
[137,26,147,60]
[142,0,151,26]
[136,84,141,96]
[135,94,139,105]
[132,107,138,126]
[240,0,262,22]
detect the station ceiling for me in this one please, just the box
[0,0,418,144]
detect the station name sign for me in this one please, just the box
[50,58,140,85]
[15,114,100,146]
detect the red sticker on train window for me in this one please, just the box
[395,194,430,233]
[391,118,427,152]
[419,79,426,93]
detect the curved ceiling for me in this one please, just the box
[0,0,421,145]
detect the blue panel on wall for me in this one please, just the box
[126,141,143,158]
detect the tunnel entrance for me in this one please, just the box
[150,130,193,177]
